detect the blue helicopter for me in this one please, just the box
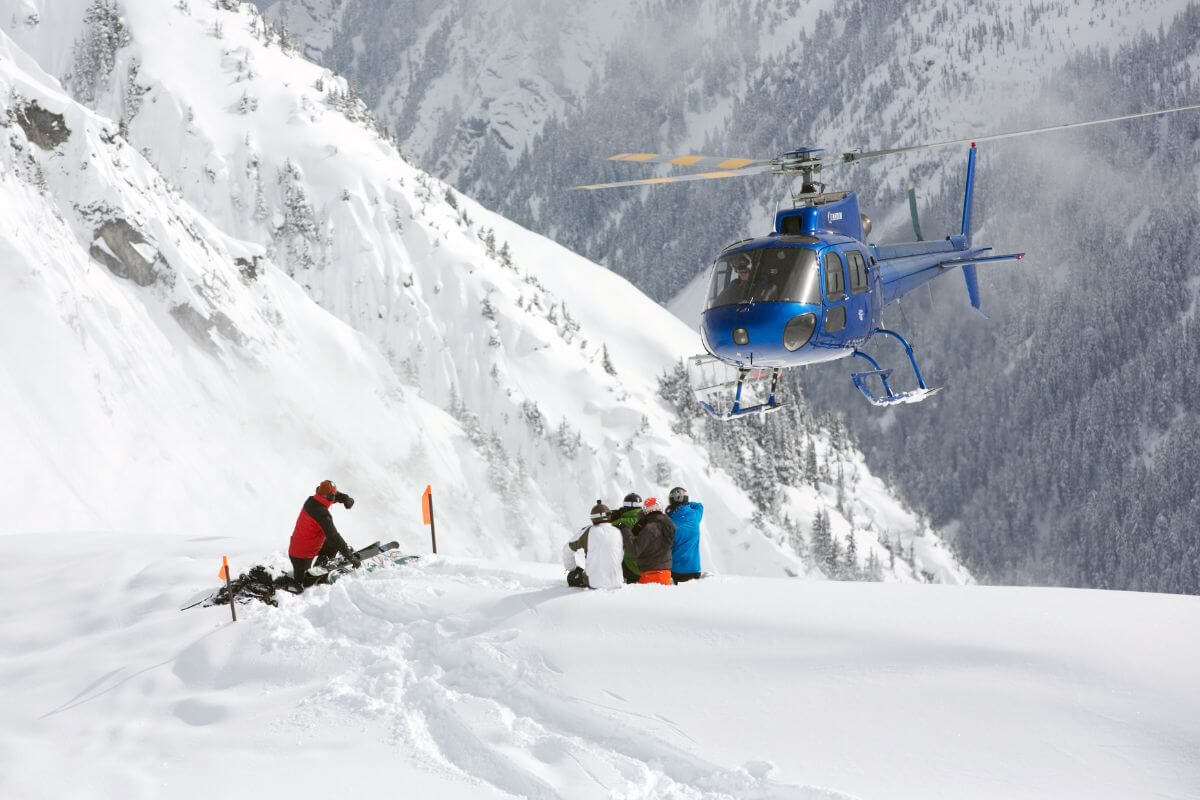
[575,104,1200,418]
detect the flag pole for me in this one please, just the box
[428,488,438,554]
[422,484,438,554]
[221,555,237,622]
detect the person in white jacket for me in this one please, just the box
[562,500,625,590]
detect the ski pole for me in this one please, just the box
[219,555,236,622]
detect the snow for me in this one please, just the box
[2,534,1198,799]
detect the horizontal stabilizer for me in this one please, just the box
[940,252,1025,267]
[936,252,1024,315]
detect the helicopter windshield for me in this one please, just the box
[706,247,821,309]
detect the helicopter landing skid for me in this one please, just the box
[851,329,941,407]
[697,365,787,419]
[850,368,943,406]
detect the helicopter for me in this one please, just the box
[574,103,1200,418]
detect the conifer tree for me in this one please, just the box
[69,0,130,104]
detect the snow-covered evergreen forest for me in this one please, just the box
[258,0,1200,594]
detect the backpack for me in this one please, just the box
[566,566,590,589]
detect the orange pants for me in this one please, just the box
[638,570,672,585]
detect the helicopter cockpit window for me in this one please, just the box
[848,251,869,295]
[706,248,821,309]
[823,251,846,299]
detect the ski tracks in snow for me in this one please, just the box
[261,557,851,800]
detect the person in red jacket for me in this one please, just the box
[289,479,358,587]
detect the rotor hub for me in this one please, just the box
[769,148,829,205]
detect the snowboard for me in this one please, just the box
[306,540,401,584]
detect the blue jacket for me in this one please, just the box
[667,502,703,574]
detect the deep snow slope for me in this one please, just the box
[0,0,965,582]
[0,30,454,542]
[2,533,1197,800]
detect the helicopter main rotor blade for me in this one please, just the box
[573,163,774,191]
[606,152,772,170]
[837,102,1200,164]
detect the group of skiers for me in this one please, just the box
[562,487,704,589]
[285,479,704,592]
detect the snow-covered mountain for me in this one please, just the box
[0,0,963,582]
[257,0,1200,594]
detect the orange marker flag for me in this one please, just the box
[421,485,438,554]
[218,555,237,622]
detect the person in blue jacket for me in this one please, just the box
[666,486,703,583]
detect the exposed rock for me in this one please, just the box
[14,101,70,150]
[89,219,160,286]
[211,310,247,346]
[170,304,217,352]
[235,256,262,281]
[170,304,247,351]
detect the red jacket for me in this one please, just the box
[289,494,351,558]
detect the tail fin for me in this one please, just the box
[960,144,982,312]
[906,179,924,241]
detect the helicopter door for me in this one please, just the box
[821,249,849,341]
[844,249,873,342]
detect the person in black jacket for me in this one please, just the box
[624,497,675,585]
[610,492,645,584]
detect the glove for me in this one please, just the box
[335,492,355,509]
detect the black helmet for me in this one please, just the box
[622,492,642,508]
[589,500,610,522]
[669,487,688,505]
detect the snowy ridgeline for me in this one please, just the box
[3,533,1199,799]
[0,0,965,584]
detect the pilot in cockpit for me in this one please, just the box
[714,253,752,306]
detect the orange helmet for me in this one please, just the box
[315,480,338,499]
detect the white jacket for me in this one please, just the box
[562,522,624,589]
